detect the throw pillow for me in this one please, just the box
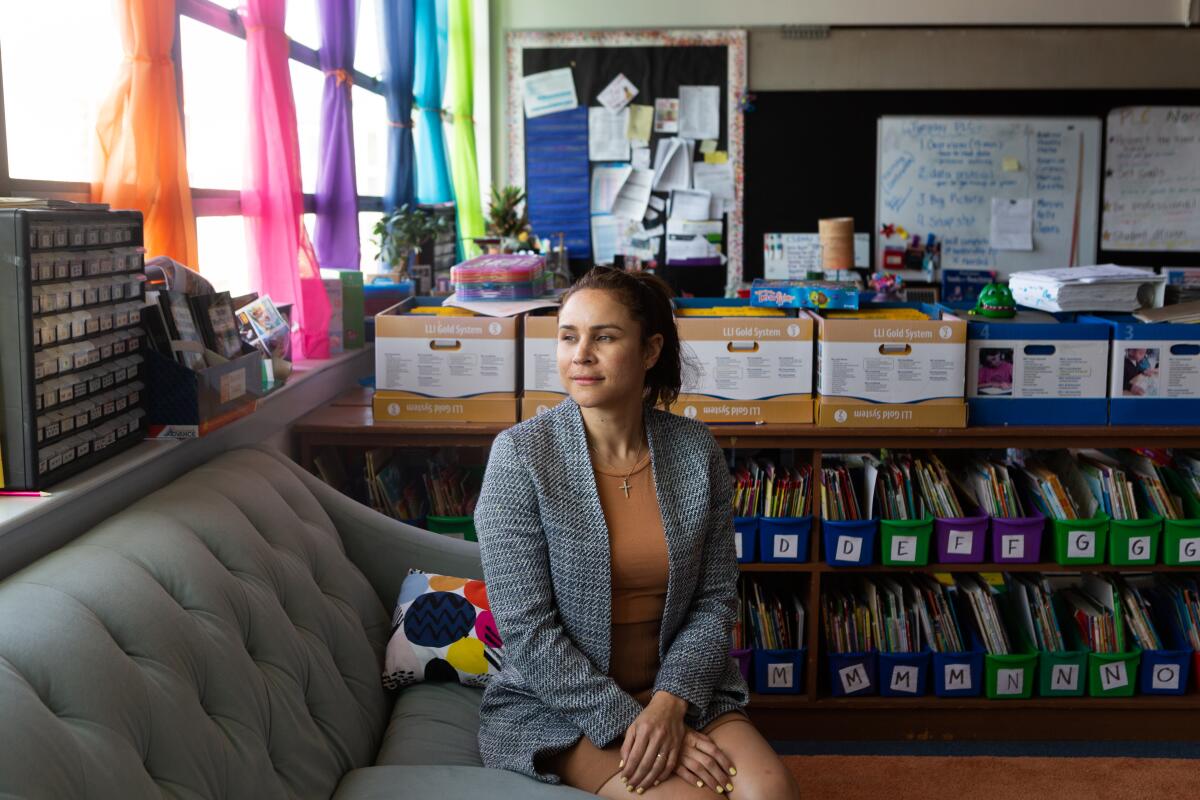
[383,570,504,690]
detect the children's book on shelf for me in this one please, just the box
[958,573,1011,655]
[1010,574,1066,652]
[820,454,868,521]
[738,578,805,651]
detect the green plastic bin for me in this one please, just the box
[1050,512,1110,566]
[426,515,477,542]
[1037,598,1087,697]
[880,514,933,566]
[1087,648,1142,698]
[1160,468,1200,566]
[1163,518,1200,566]
[1108,515,1162,566]
[985,650,1038,699]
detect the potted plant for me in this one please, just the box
[372,204,450,283]
[481,185,538,253]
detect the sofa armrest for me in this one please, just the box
[254,446,483,610]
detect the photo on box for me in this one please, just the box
[977,347,1014,397]
[1122,347,1160,397]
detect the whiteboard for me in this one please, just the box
[1103,106,1200,252]
[876,116,1101,275]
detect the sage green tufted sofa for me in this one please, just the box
[0,446,593,799]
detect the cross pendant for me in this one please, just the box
[619,478,631,498]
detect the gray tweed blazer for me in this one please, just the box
[474,397,749,784]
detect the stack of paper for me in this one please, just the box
[1008,265,1167,312]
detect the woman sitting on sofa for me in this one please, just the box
[474,267,800,799]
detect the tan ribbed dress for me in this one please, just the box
[542,450,747,793]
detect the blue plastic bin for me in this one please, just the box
[753,648,806,694]
[828,651,878,697]
[934,647,986,698]
[880,650,932,697]
[734,517,758,564]
[822,519,878,567]
[758,516,812,563]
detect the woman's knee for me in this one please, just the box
[728,761,800,800]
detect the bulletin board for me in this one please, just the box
[507,30,747,297]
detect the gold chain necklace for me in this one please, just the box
[589,438,645,499]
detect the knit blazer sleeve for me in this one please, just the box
[476,429,644,747]
[652,433,738,716]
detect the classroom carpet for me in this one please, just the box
[777,742,1199,800]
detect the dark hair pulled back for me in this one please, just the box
[559,267,689,409]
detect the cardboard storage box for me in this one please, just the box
[146,348,265,438]
[941,304,1110,426]
[1082,314,1200,425]
[673,299,814,424]
[815,303,966,428]
[373,297,518,422]
[521,312,568,420]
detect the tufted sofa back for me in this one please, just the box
[0,448,394,799]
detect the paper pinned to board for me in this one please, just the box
[704,150,728,164]
[654,98,679,133]
[678,85,720,140]
[693,161,734,201]
[611,168,654,221]
[521,67,579,118]
[588,107,631,161]
[652,138,693,192]
[591,214,620,265]
[669,189,713,221]
[597,73,638,112]
[627,105,653,144]
[648,195,666,212]
[590,164,633,214]
[989,197,1034,251]
[699,139,718,154]
[631,146,651,170]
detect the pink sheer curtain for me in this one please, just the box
[241,0,330,359]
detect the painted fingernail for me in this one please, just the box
[619,759,625,768]
[729,767,737,776]
[637,789,645,795]
[654,780,661,786]
[726,783,734,792]
[716,787,725,795]
[626,786,635,793]
[697,780,705,788]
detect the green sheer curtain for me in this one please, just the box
[446,0,483,258]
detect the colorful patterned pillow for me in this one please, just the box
[383,570,504,690]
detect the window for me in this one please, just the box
[1,1,492,293]
[0,2,123,183]
[181,16,247,191]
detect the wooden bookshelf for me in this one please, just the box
[292,390,1200,741]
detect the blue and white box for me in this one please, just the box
[941,305,1110,425]
[1083,314,1200,425]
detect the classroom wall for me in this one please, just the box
[488,0,1200,188]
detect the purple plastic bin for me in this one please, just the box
[934,510,989,563]
[731,648,752,683]
[990,511,1046,563]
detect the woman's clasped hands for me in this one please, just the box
[618,693,738,795]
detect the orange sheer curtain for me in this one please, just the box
[92,0,198,267]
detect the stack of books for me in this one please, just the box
[1161,576,1200,650]
[738,579,805,651]
[958,574,1011,655]
[912,574,967,654]
[821,582,876,654]
[1058,575,1126,654]
[1010,574,1066,652]
[962,458,1026,518]
[731,459,813,518]
[820,456,865,521]
[867,577,921,654]
[867,452,964,520]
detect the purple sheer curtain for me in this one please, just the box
[314,0,360,270]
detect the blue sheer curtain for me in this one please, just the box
[380,0,416,210]
[413,0,452,203]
